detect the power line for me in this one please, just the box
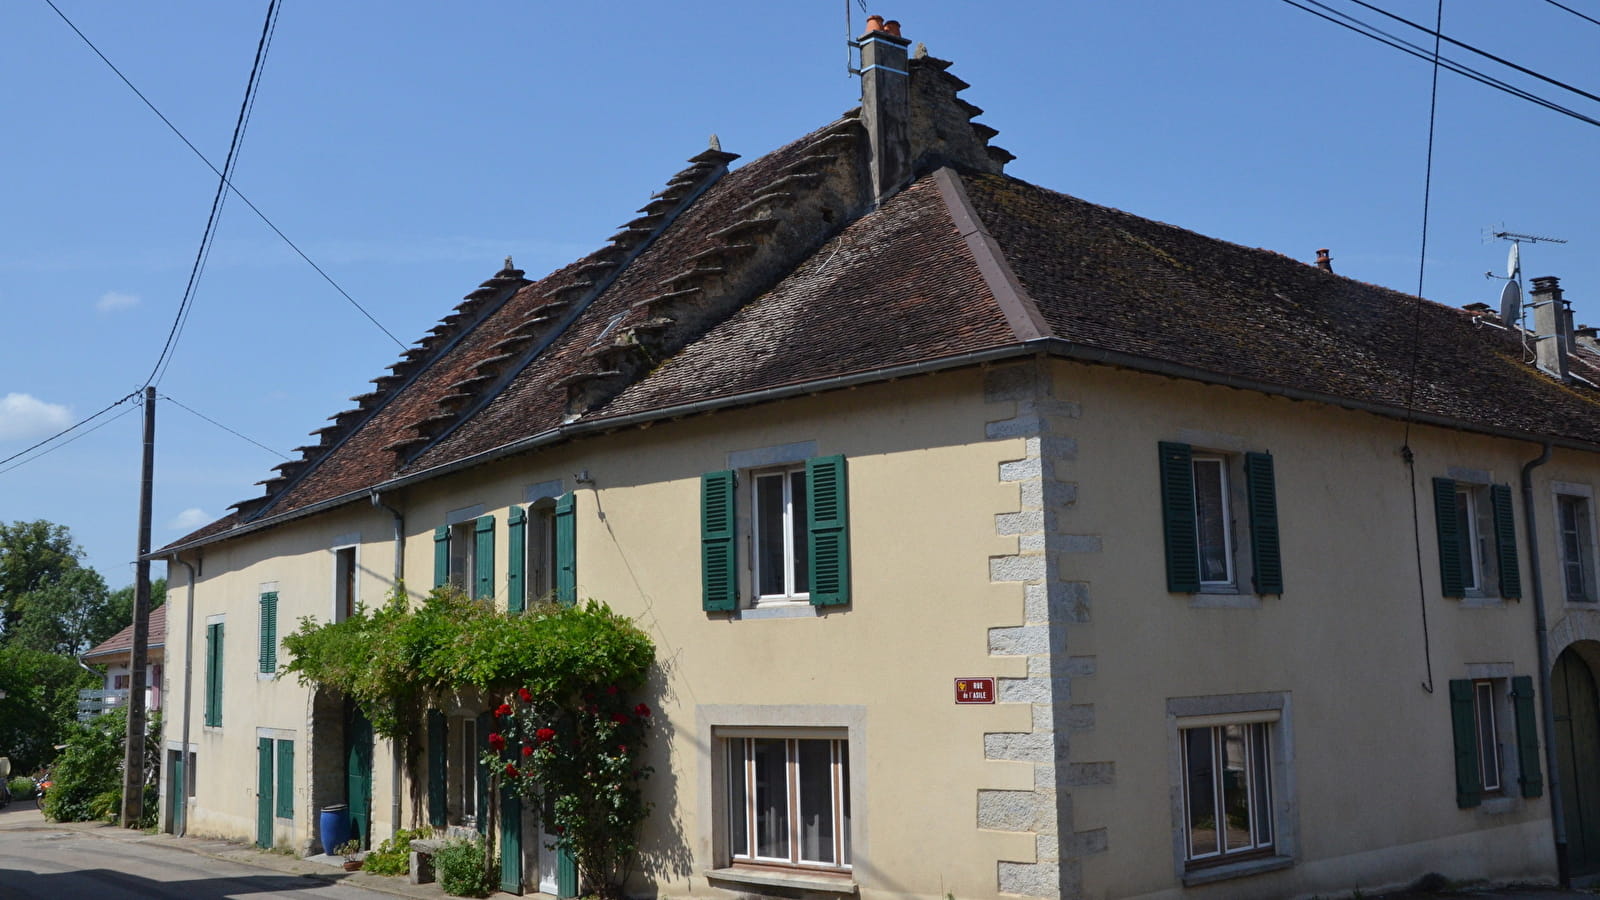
[0,391,138,470]
[1279,0,1600,129]
[1343,0,1600,108]
[160,393,288,460]
[146,0,280,389]
[41,0,407,351]
[0,397,140,476]
[1539,0,1600,30]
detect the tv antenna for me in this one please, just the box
[844,0,869,76]
[1484,229,1567,357]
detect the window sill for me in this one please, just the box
[735,604,820,621]
[1181,855,1293,887]
[1457,595,1508,609]
[1478,795,1518,816]
[706,867,857,895]
[1188,589,1263,610]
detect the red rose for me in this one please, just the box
[505,762,518,776]
[522,745,534,757]
[605,685,619,696]
[612,712,629,725]
[536,727,556,743]
[518,687,533,702]
[488,732,507,751]
[495,703,512,718]
[634,703,651,718]
[617,744,627,753]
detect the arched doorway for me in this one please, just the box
[1554,646,1600,876]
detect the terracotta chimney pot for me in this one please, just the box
[1315,248,1333,272]
[884,19,902,37]
[866,15,885,32]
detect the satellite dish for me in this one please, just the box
[1500,279,1522,324]
[1508,242,1521,279]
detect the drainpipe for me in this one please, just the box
[370,490,405,835]
[1522,442,1565,885]
[171,553,198,837]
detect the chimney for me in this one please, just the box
[1315,248,1333,272]
[859,14,913,204]
[1531,275,1570,380]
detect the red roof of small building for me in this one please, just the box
[82,604,167,664]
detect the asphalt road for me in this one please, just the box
[0,803,404,900]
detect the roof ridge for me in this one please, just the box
[931,167,1049,342]
[229,262,533,520]
[383,143,740,464]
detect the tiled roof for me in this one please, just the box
[158,56,1600,557]
[82,604,166,662]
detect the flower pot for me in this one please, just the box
[343,858,363,872]
[319,804,350,856]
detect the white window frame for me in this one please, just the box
[1553,484,1599,604]
[750,467,810,605]
[724,735,850,871]
[1167,692,1295,886]
[454,715,479,827]
[1473,679,1504,794]
[1191,455,1235,587]
[525,499,558,604]
[331,543,359,623]
[1450,477,1500,599]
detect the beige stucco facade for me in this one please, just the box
[162,358,1600,899]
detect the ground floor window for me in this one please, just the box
[1181,722,1274,865]
[726,737,850,869]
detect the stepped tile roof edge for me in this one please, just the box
[156,147,1600,558]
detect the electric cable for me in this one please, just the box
[1279,0,1600,129]
[1344,0,1600,107]
[146,0,279,389]
[41,0,407,351]
[160,393,288,460]
[0,398,141,476]
[1539,0,1600,30]
[0,391,138,470]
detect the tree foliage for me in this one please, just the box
[282,586,656,897]
[0,520,84,636]
[43,707,161,826]
[0,644,99,773]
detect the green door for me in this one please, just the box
[257,737,274,849]
[168,751,185,835]
[1555,649,1600,876]
[500,776,523,893]
[346,706,374,849]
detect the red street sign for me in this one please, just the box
[955,677,995,704]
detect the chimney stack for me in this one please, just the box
[859,13,913,204]
[1531,275,1570,380]
[1315,248,1333,272]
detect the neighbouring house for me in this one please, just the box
[154,15,1600,900]
[80,603,165,721]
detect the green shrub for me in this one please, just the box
[434,836,496,898]
[7,777,34,800]
[43,710,126,821]
[363,827,426,876]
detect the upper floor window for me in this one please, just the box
[434,509,494,600]
[754,468,810,602]
[333,546,357,622]
[1432,477,1520,599]
[1158,442,1282,595]
[1556,491,1597,603]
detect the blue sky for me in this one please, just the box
[3,1,1599,584]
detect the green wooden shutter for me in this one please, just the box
[434,526,450,589]
[806,455,851,607]
[427,709,447,827]
[1245,451,1283,594]
[259,592,277,673]
[257,737,274,848]
[1512,675,1544,798]
[1493,484,1522,599]
[557,844,578,898]
[206,622,224,727]
[701,470,737,611]
[1159,442,1199,593]
[554,493,576,607]
[507,506,527,613]
[275,739,294,819]
[474,515,496,600]
[476,711,492,835]
[1433,478,1465,597]
[1449,678,1483,808]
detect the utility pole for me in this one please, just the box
[122,386,155,827]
